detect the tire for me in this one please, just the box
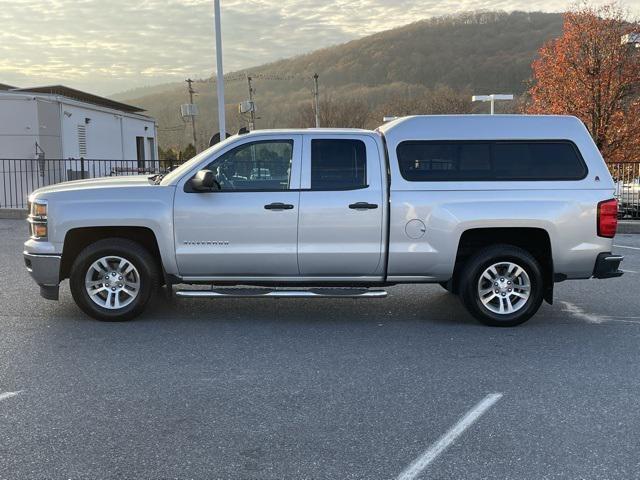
[459,244,544,327]
[69,238,160,321]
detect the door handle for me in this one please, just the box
[349,202,378,210]
[264,202,294,210]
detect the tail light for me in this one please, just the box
[597,199,618,238]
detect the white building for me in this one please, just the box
[0,84,158,208]
[0,84,157,162]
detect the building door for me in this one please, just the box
[136,137,145,170]
[147,138,156,162]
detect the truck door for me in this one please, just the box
[173,135,302,277]
[298,135,384,277]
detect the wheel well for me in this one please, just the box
[452,228,554,303]
[60,227,162,281]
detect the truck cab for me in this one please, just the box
[169,129,387,280]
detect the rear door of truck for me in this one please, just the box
[297,133,386,278]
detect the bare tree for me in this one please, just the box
[372,85,473,125]
[296,95,370,128]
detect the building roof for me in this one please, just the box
[11,85,146,113]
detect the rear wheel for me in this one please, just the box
[69,238,159,321]
[459,245,543,327]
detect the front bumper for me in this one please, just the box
[23,251,61,300]
[593,253,624,279]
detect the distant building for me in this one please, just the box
[0,85,158,207]
[0,85,157,163]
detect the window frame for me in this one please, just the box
[396,139,589,182]
[183,137,300,193]
[308,138,369,192]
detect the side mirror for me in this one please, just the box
[191,170,221,192]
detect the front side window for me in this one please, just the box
[397,140,587,181]
[311,139,367,190]
[205,140,293,191]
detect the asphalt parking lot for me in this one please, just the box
[1,218,640,479]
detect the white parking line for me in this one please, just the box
[560,301,607,324]
[614,244,640,251]
[561,301,640,325]
[622,269,638,274]
[396,393,503,480]
[0,391,22,402]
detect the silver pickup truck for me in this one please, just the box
[24,115,623,326]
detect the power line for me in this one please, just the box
[206,71,322,127]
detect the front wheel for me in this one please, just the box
[459,245,544,327]
[69,238,159,321]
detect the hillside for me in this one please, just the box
[114,11,563,150]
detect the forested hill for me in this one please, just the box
[113,11,563,150]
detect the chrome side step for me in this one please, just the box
[175,287,388,299]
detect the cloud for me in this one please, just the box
[0,0,638,95]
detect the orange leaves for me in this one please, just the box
[525,3,640,162]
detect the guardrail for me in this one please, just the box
[0,158,180,209]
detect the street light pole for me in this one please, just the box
[472,94,514,115]
[214,0,226,140]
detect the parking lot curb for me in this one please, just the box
[618,221,640,234]
[0,209,27,219]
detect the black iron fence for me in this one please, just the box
[1,158,639,218]
[0,158,181,209]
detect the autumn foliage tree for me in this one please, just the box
[525,3,640,163]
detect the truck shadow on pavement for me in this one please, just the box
[137,286,481,327]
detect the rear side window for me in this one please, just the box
[311,139,367,190]
[396,140,587,181]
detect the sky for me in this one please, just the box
[1,0,639,96]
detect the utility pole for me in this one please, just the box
[214,0,226,140]
[313,73,320,128]
[247,75,256,130]
[185,79,198,150]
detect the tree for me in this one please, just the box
[180,144,197,161]
[295,95,370,129]
[372,85,474,124]
[525,3,640,163]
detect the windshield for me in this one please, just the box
[159,135,239,186]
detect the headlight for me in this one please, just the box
[30,200,48,220]
[28,199,48,240]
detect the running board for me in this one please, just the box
[175,287,388,299]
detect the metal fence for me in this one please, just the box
[0,158,178,209]
[1,158,639,218]
[611,162,640,219]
